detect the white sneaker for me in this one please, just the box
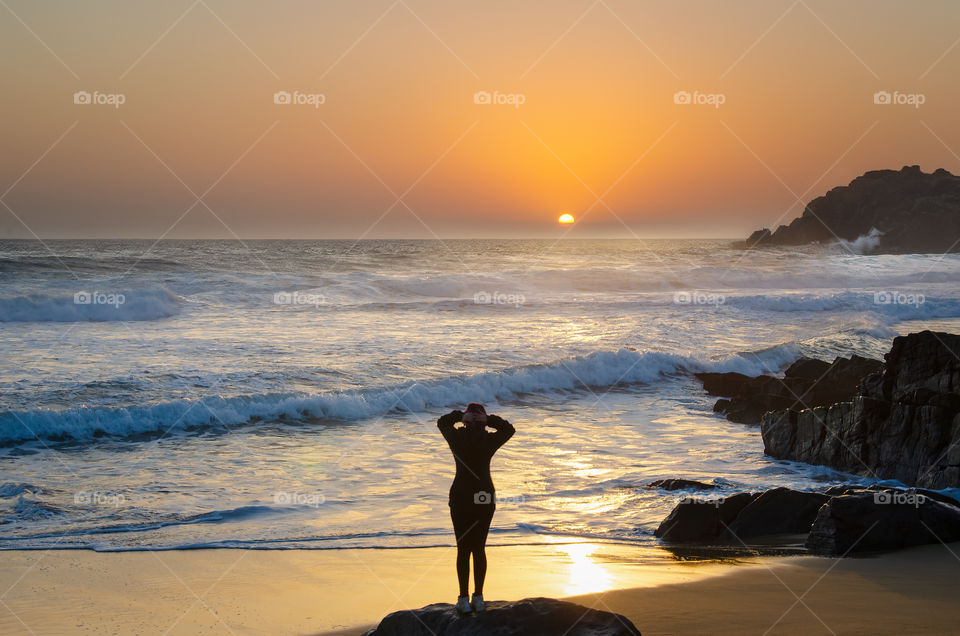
[471,593,485,612]
[456,595,472,613]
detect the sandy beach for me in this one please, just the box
[3,541,960,635]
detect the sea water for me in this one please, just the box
[1,238,959,551]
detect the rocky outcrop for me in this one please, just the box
[762,331,960,488]
[645,479,717,491]
[737,165,960,253]
[655,485,960,555]
[363,597,642,636]
[696,355,882,424]
[654,488,828,544]
[806,490,960,555]
[722,488,830,540]
[654,493,757,542]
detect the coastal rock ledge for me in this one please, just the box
[363,597,642,636]
[737,165,960,254]
[761,331,960,488]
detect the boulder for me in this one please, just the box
[362,597,642,636]
[722,487,830,539]
[696,372,754,397]
[696,355,882,425]
[654,492,756,542]
[645,479,717,491]
[654,485,960,554]
[762,331,960,488]
[735,165,960,253]
[806,491,960,555]
[823,484,960,508]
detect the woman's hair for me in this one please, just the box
[465,402,486,415]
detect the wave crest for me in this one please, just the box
[0,289,181,322]
[0,345,801,446]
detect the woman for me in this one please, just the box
[437,402,514,613]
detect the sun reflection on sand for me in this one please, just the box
[555,542,612,596]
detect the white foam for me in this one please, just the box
[833,228,884,254]
[0,344,800,446]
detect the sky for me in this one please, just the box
[1,0,959,239]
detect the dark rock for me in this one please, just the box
[744,228,771,247]
[722,487,830,539]
[762,331,960,488]
[362,597,642,636]
[806,491,960,555]
[645,479,718,491]
[735,166,960,254]
[823,484,960,508]
[654,492,756,542]
[695,371,753,397]
[696,355,882,425]
[783,357,831,381]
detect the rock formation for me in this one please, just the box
[697,355,882,425]
[761,331,960,488]
[737,165,960,254]
[363,597,642,635]
[654,485,960,555]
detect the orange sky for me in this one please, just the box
[2,0,959,238]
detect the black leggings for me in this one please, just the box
[449,503,495,597]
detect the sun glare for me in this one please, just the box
[558,213,575,224]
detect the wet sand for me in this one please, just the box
[2,541,959,635]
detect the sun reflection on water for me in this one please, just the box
[556,542,612,596]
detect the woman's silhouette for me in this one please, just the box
[437,402,514,613]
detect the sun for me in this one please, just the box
[558,213,575,224]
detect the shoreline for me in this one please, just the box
[3,542,960,635]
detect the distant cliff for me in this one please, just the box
[737,166,960,254]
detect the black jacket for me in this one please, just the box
[438,410,514,506]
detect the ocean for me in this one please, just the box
[2,238,959,553]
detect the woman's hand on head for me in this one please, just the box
[438,410,463,426]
